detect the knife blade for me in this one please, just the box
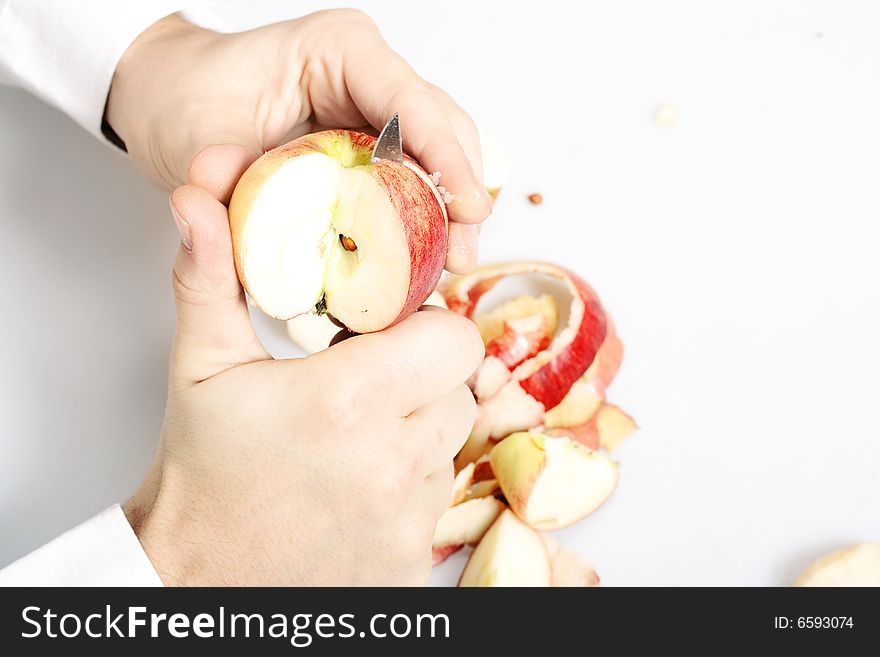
[371,113,403,163]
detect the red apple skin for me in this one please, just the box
[485,320,553,369]
[442,263,607,410]
[584,320,623,391]
[432,544,463,566]
[546,424,600,450]
[229,130,448,330]
[519,272,606,409]
[371,160,448,326]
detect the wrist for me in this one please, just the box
[106,14,216,188]
[123,460,206,586]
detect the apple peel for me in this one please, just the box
[490,431,618,531]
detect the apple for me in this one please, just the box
[432,497,506,565]
[795,543,880,587]
[230,130,448,334]
[459,510,551,586]
[489,431,618,530]
[443,262,608,465]
[287,289,449,354]
[542,535,600,587]
[475,294,558,370]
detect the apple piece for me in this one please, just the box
[467,356,511,402]
[455,380,545,468]
[461,479,500,503]
[230,129,448,333]
[450,463,476,506]
[286,312,341,354]
[442,262,608,411]
[542,535,600,587]
[595,404,637,451]
[459,510,551,586]
[474,294,558,346]
[432,544,463,566]
[490,431,618,530]
[471,456,494,482]
[795,543,880,587]
[583,320,623,392]
[287,288,448,354]
[433,497,506,566]
[479,130,511,203]
[543,378,604,428]
[485,313,555,370]
[548,403,636,451]
[545,424,600,451]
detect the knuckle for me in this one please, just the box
[369,462,414,508]
[315,375,371,426]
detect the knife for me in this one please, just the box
[371,113,403,163]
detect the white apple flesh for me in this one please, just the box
[490,431,618,530]
[542,534,600,587]
[459,509,551,586]
[432,497,505,566]
[795,543,880,587]
[230,130,448,333]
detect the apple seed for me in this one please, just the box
[340,234,358,252]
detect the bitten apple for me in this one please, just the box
[490,431,618,530]
[230,130,448,333]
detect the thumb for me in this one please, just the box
[169,184,270,387]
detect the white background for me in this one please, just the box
[1,0,878,585]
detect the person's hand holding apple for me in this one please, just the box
[124,183,484,585]
[106,9,491,273]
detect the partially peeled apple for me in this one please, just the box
[230,130,448,334]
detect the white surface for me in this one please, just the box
[1,0,879,585]
[0,505,163,586]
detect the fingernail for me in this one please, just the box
[169,196,193,251]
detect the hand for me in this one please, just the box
[106,9,491,273]
[124,184,484,585]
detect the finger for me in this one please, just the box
[187,144,261,205]
[169,184,270,387]
[307,306,484,415]
[342,41,492,225]
[405,385,476,475]
[428,85,484,183]
[445,223,479,274]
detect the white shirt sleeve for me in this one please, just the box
[0,505,163,587]
[0,0,233,140]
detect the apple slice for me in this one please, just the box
[490,431,618,530]
[542,535,600,587]
[287,289,449,354]
[459,510,551,586]
[549,403,636,452]
[542,378,604,428]
[449,463,476,506]
[230,130,448,333]
[461,479,500,503]
[432,497,505,565]
[795,543,880,587]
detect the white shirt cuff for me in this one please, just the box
[0,1,233,140]
[0,504,163,587]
